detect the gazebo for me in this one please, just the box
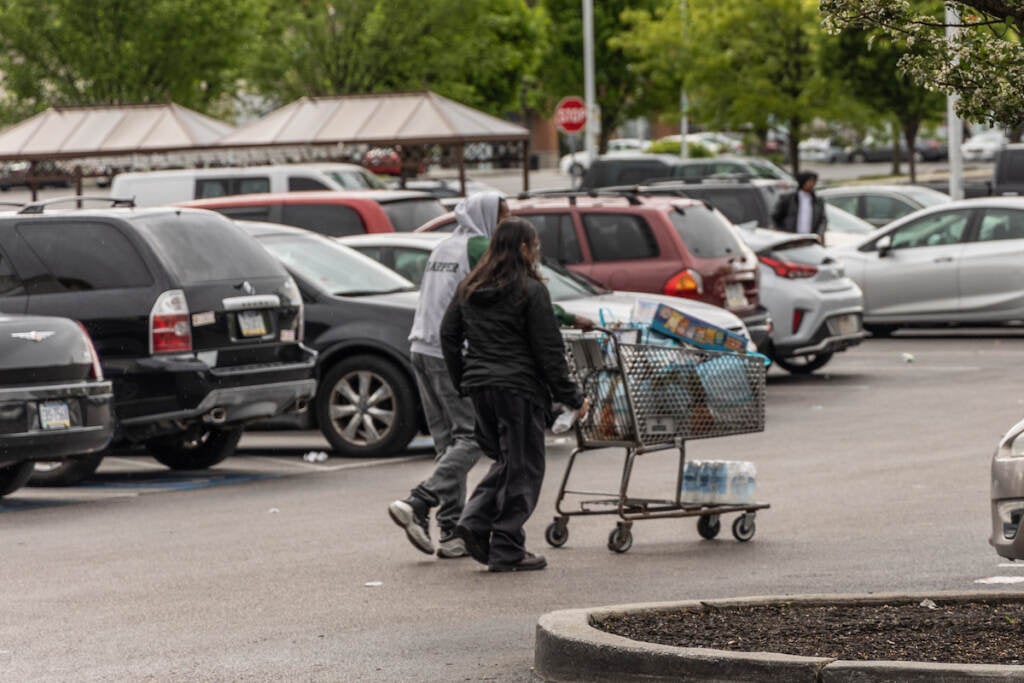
[215,91,532,193]
[0,103,235,197]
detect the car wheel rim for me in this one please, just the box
[330,370,395,447]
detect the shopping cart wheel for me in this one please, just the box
[607,525,633,553]
[732,514,756,542]
[697,514,721,540]
[545,519,569,547]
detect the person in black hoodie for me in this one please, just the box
[441,217,588,572]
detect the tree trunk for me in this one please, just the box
[902,119,921,184]
[788,117,801,177]
[890,120,901,177]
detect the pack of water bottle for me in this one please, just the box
[681,460,757,505]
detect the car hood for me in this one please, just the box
[556,291,746,333]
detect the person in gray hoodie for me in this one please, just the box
[388,192,509,558]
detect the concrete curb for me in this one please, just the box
[534,591,1024,682]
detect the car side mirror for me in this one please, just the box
[876,234,893,257]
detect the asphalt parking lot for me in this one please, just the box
[3,330,1023,682]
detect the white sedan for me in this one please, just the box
[338,232,757,352]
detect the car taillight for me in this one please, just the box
[758,255,817,279]
[75,321,103,380]
[792,308,806,334]
[149,289,192,354]
[663,269,703,298]
[280,277,304,343]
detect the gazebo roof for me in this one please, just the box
[0,103,235,161]
[216,91,528,149]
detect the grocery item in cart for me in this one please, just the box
[650,303,748,353]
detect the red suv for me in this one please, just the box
[418,193,767,342]
[178,190,447,236]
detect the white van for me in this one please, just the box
[110,163,386,207]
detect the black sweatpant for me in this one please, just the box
[458,387,547,565]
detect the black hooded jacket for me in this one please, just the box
[440,277,584,411]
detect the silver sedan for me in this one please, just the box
[828,198,1024,335]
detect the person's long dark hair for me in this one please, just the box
[458,217,541,303]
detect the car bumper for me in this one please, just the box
[990,418,1024,559]
[0,380,114,464]
[740,307,773,353]
[775,312,867,357]
[110,344,318,439]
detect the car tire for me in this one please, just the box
[145,426,243,470]
[0,461,35,496]
[852,152,867,163]
[316,354,418,458]
[28,453,105,487]
[773,351,834,375]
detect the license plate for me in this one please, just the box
[725,283,748,310]
[237,310,267,337]
[39,401,70,430]
[829,313,860,336]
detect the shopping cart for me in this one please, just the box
[546,327,770,553]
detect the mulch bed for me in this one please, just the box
[592,600,1024,665]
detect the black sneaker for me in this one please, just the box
[453,525,490,565]
[488,552,547,573]
[388,498,433,555]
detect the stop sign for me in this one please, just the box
[555,96,587,134]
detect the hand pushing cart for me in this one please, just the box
[546,327,769,553]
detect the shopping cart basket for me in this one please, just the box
[546,327,770,553]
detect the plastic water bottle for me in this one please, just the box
[697,461,713,505]
[682,460,701,503]
[709,461,729,504]
[727,461,757,503]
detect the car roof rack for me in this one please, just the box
[17,196,136,214]
[515,188,642,205]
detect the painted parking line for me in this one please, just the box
[81,471,280,491]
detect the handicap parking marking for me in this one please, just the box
[80,470,282,491]
[0,498,78,512]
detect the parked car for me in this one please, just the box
[416,192,770,348]
[238,221,421,458]
[827,198,1024,335]
[0,314,114,495]
[818,184,953,228]
[558,138,649,178]
[0,199,316,484]
[798,137,846,164]
[360,148,427,177]
[845,135,948,163]
[340,231,757,350]
[989,144,1024,197]
[179,190,447,236]
[387,177,507,209]
[962,130,1008,162]
[990,415,1024,560]
[735,228,865,373]
[110,163,387,206]
[581,154,794,192]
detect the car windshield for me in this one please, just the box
[900,187,952,208]
[381,198,447,232]
[669,204,747,256]
[326,169,386,190]
[824,204,874,234]
[541,261,606,300]
[134,212,283,283]
[257,234,414,296]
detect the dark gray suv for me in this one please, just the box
[0,199,316,484]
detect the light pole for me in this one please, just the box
[945,4,963,199]
[583,0,598,160]
[679,0,688,159]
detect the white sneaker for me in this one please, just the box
[388,499,433,555]
[436,535,468,559]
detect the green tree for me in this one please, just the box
[824,29,945,181]
[821,1,1024,128]
[535,0,663,153]
[0,0,262,118]
[615,0,833,173]
[246,0,547,115]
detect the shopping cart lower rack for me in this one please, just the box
[547,328,770,553]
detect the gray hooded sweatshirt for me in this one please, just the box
[409,192,503,358]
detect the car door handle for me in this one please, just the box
[933,256,954,263]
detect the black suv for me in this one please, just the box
[0,199,317,484]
